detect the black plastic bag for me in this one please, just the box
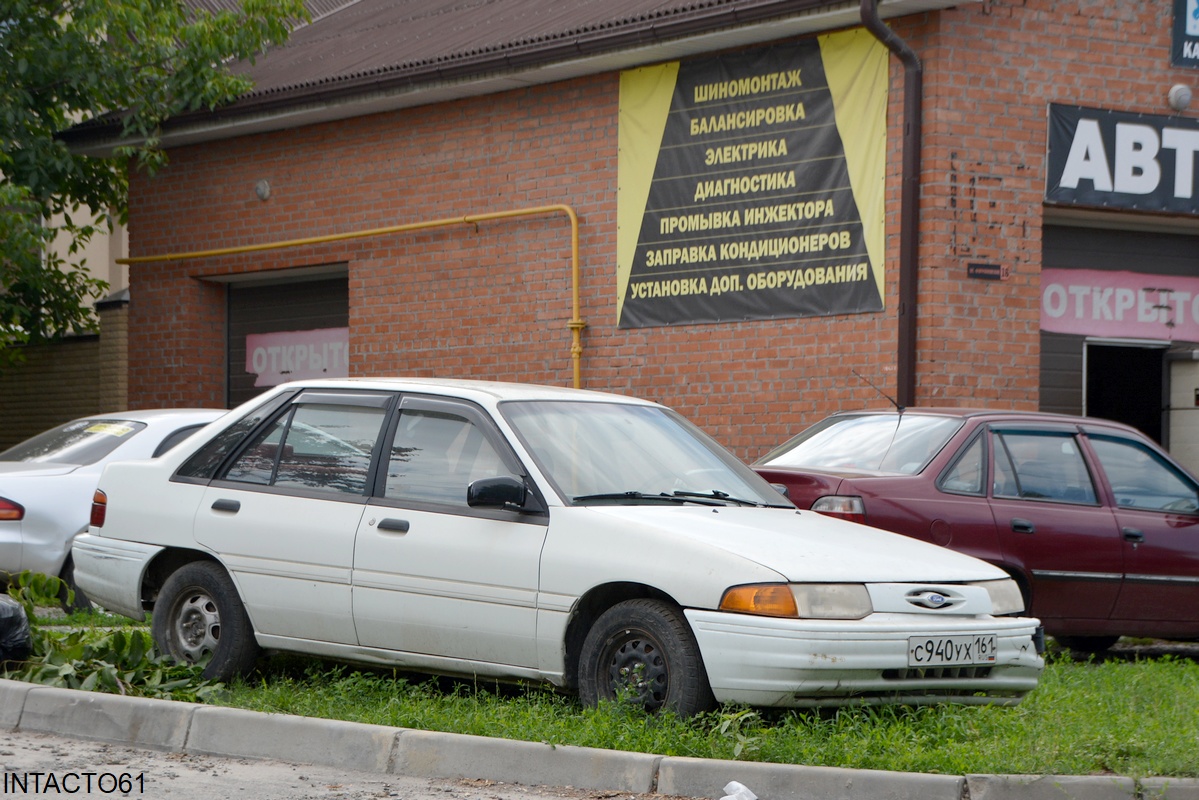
[0,594,32,663]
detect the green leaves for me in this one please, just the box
[0,0,308,355]
[4,570,223,702]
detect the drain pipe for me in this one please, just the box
[861,0,921,409]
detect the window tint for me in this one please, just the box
[1090,435,1199,513]
[994,432,1097,504]
[177,391,294,479]
[938,433,985,495]
[224,403,386,495]
[385,407,509,507]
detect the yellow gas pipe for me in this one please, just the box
[118,205,587,388]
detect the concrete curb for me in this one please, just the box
[4,679,1198,800]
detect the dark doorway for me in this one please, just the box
[1085,344,1164,443]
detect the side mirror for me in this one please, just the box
[467,476,528,509]
[770,482,790,499]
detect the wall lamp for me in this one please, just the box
[1168,84,1193,113]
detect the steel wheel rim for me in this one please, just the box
[600,628,670,711]
[172,590,221,663]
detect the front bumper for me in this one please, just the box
[686,609,1044,708]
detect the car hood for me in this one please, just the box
[582,505,1004,584]
[0,461,82,478]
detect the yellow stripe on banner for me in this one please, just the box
[616,62,679,323]
[819,29,889,306]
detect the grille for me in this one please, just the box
[883,666,994,681]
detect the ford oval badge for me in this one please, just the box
[909,591,952,609]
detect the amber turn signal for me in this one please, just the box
[719,584,798,618]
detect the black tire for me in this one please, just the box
[58,556,93,613]
[578,598,716,716]
[151,561,260,681]
[1054,634,1120,654]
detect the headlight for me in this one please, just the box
[971,578,1025,615]
[791,584,872,619]
[720,583,873,619]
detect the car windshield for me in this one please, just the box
[501,400,789,506]
[756,413,963,475]
[0,418,147,466]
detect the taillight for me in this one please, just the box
[90,490,107,528]
[0,497,24,521]
[810,495,866,524]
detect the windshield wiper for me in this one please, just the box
[572,491,694,505]
[668,490,789,508]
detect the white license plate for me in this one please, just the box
[907,634,998,667]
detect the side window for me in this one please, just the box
[153,424,211,458]
[224,402,387,495]
[994,432,1097,504]
[385,406,509,507]
[938,433,985,495]
[176,391,294,480]
[1089,436,1199,513]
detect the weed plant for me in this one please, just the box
[216,650,1199,778]
[7,571,1197,778]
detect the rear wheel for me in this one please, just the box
[578,598,716,717]
[152,561,260,680]
[1053,634,1120,654]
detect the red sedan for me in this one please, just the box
[753,408,1199,652]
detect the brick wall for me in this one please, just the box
[0,338,100,450]
[0,300,130,450]
[123,1,1197,461]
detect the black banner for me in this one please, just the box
[616,35,886,328]
[1046,104,1199,216]
[1173,0,1199,68]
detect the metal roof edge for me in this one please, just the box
[62,0,958,156]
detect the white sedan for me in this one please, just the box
[1,408,226,607]
[72,379,1043,713]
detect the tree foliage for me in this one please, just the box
[0,0,307,361]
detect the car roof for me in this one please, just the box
[81,408,228,423]
[826,407,1144,433]
[277,377,659,406]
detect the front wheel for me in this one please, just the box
[578,598,716,716]
[151,561,260,680]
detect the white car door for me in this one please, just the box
[352,396,548,668]
[194,391,392,644]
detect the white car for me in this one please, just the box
[72,379,1043,712]
[1,409,226,607]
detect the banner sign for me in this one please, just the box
[245,327,349,386]
[1046,104,1199,215]
[1041,268,1199,340]
[616,31,888,328]
[1173,0,1199,68]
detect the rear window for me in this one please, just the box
[0,419,147,466]
[757,414,963,475]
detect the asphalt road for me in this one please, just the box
[0,729,683,800]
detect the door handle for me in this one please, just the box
[1010,518,1035,534]
[1122,527,1145,544]
[377,518,410,534]
[211,499,240,513]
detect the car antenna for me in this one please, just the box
[852,369,905,414]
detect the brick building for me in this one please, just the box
[64,0,1199,465]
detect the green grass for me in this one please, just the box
[213,650,1199,778]
[15,602,1199,778]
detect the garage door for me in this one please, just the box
[227,276,349,407]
